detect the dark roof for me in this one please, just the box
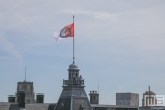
[144,91,156,95]
[54,98,71,110]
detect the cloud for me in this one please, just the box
[0,36,22,58]
[0,0,36,32]
[57,9,122,22]
[13,0,25,9]
[58,9,90,15]
[92,12,122,21]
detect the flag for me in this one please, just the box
[54,23,74,41]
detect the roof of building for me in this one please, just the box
[143,91,156,95]
[143,86,156,95]
[116,92,139,94]
[91,104,139,108]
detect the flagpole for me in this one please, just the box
[73,15,75,63]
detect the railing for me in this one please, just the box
[8,95,15,97]
[63,79,84,86]
[36,93,44,95]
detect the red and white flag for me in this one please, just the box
[54,23,74,41]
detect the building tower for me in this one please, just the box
[15,81,35,103]
[142,86,157,106]
[15,69,35,104]
[54,62,92,110]
[89,91,99,104]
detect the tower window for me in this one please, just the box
[69,73,71,79]
[72,73,74,79]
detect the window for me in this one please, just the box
[69,73,71,79]
[72,73,74,79]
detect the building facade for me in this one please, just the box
[89,91,99,104]
[92,104,139,110]
[116,93,139,106]
[15,81,35,103]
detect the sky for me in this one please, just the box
[0,0,165,106]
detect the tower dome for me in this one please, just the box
[69,62,79,70]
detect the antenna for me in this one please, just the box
[98,80,99,93]
[25,67,26,81]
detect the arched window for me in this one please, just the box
[72,73,76,80]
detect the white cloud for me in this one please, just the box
[0,36,22,58]
[57,9,90,15]
[57,9,122,22]
[92,12,122,21]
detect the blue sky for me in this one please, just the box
[0,0,165,105]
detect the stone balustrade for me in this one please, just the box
[63,79,84,86]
